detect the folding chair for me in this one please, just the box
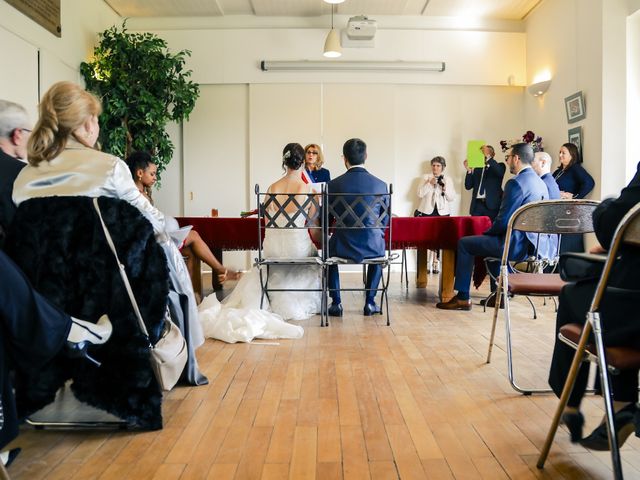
[486,199,599,394]
[255,184,327,326]
[537,202,640,479]
[325,185,397,326]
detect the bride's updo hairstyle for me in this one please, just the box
[281,143,305,172]
[28,81,102,166]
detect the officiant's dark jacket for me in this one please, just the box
[464,157,505,218]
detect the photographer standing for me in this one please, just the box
[415,156,456,273]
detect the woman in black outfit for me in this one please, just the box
[552,143,595,253]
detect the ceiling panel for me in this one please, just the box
[104,0,540,20]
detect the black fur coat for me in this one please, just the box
[6,196,169,430]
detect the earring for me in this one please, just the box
[137,176,142,181]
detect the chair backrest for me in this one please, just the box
[589,202,640,312]
[255,183,325,259]
[326,184,393,256]
[501,199,600,265]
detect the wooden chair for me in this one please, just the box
[486,199,599,394]
[325,185,397,326]
[255,184,327,326]
[537,202,640,480]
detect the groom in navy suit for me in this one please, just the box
[437,142,549,310]
[327,138,389,316]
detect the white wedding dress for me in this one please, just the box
[199,194,322,343]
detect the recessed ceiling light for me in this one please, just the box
[323,0,345,4]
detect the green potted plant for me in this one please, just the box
[80,22,199,179]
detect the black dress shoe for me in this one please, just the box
[561,411,584,443]
[580,403,637,451]
[363,303,382,316]
[328,303,343,317]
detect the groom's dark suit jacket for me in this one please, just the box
[327,166,389,263]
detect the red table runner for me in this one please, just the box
[176,215,491,251]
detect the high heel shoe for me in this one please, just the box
[561,410,584,443]
[66,315,112,366]
[580,403,637,451]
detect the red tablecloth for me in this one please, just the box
[176,216,491,251]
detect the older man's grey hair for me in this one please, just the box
[0,100,29,139]
[534,151,553,174]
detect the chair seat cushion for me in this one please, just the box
[507,273,566,295]
[560,323,640,371]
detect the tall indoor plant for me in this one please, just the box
[80,22,199,179]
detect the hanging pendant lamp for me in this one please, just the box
[323,5,342,58]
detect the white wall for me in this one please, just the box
[525,0,631,199]
[146,23,528,220]
[0,0,119,114]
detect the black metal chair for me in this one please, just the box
[255,184,327,326]
[486,199,599,394]
[325,185,397,326]
[537,202,640,480]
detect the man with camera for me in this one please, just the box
[415,156,456,273]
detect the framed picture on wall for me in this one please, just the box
[565,91,586,123]
[568,126,583,154]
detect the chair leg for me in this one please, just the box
[383,264,392,326]
[486,267,506,363]
[537,321,593,470]
[525,295,537,319]
[592,312,624,479]
[0,462,10,480]
[552,296,558,312]
[401,248,408,289]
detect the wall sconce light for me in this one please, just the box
[528,79,551,97]
[323,5,341,58]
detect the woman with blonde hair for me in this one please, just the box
[12,81,207,386]
[304,143,331,183]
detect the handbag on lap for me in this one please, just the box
[558,251,607,283]
[93,198,187,391]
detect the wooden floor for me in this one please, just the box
[8,273,640,479]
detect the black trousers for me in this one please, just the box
[548,281,640,407]
[0,250,71,448]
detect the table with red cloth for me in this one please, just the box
[176,215,491,302]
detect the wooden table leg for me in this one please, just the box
[439,249,456,302]
[416,247,429,288]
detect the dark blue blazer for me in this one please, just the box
[464,157,506,214]
[307,167,331,183]
[552,164,595,198]
[485,167,550,259]
[328,166,388,262]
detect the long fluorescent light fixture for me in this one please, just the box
[260,60,445,72]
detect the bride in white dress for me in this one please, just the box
[199,143,322,343]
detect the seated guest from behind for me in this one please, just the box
[126,151,241,287]
[12,81,206,386]
[0,100,29,248]
[532,151,561,200]
[531,151,561,263]
[548,160,640,450]
[436,143,549,310]
[415,156,456,273]
[463,144,506,221]
[327,138,389,317]
[304,143,331,183]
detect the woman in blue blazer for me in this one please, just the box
[552,142,595,252]
[304,144,331,183]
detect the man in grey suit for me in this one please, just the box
[0,100,29,247]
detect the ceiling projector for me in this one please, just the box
[346,15,377,40]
